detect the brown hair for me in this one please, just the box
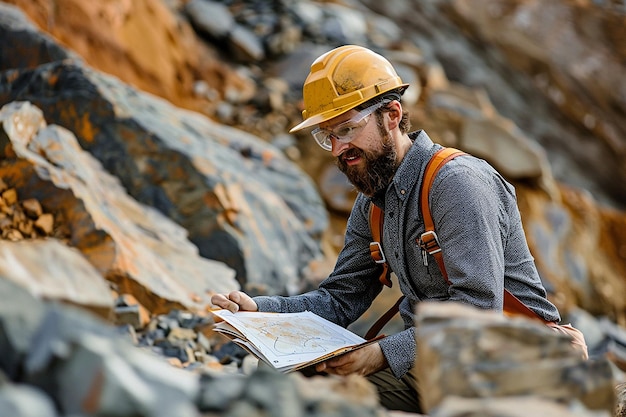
[356,88,411,133]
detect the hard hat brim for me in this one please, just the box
[288,106,352,133]
[289,82,409,133]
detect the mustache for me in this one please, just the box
[340,148,363,162]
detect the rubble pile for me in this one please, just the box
[0,178,67,242]
[113,299,253,375]
[0,0,626,416]
[0,277,387,417]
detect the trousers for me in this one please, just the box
[367,368,422,413]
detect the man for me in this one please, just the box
[212,45,561,412]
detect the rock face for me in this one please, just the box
[0,101,239,313]
[0,239,113,316]
[0,0,233,113]
[441,0,626,205]
[516,184,626,323]
[1,0,626,415]
[0,61,327,295]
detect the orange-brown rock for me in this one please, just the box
[34,213,54,235]
[516,183,626,326]
[0,186,62,241]
[114,293,151,330]
[21,198,42,218]
[2,0,254,118]
[0,239,114,317]
[1,101,239,314]
[0,61,327,295]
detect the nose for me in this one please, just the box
[331,136,349,157]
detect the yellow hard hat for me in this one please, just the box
[289,45,409,133]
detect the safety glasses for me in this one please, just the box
[311,102,384,151]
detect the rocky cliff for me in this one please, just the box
[1,0,625,416]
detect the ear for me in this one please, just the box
[385,100,402,130]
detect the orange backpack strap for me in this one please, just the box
[364,295,404,340]
[369,203,392,287]
[418,148,467,283]
[503,290,551,323]
[367,201,400,340]
[418,148,550,324]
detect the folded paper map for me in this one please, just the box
[211,310,382,373]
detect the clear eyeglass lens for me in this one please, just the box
[311,103,383,151]
[311,129,333,151]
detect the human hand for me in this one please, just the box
[315,342,388,376]
[211,291,258,313]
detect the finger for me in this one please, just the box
[228,291,241,304]
[211,294,239,312]
[226,302,239,313]
[226,292,243,312]
[210,293,229,308]
[320,364,347,376]
[326,354,351,368]
[228,291,258,311]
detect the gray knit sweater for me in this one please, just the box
[254,130,561,379]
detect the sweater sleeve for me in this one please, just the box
[378,328,416,378]
[254,194,384,327]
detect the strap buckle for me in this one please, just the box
[418,230,441,266]
[369,241,387,264]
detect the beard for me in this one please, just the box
[336,130,398,197]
